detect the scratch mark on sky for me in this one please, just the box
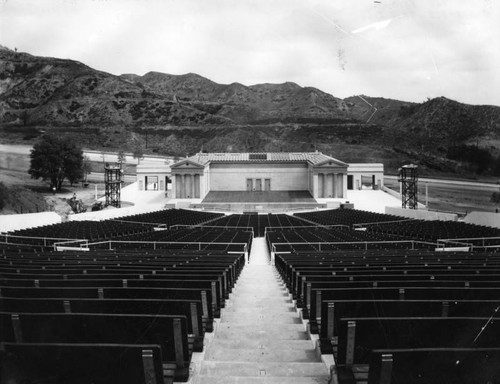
[352,15,404,34]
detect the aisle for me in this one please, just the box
[192,238,331,383]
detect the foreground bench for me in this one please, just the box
[364,347,500,384]
[0,312,190,381]
[0,297,204,352]
[319,299,500,353]
[0,342,165,384]
[336,317,500,367]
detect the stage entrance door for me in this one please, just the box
[255,179,262,191]
[246,179,253,191]
[264,179,271,191]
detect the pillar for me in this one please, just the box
[326,173,333,198]
[194,174,200,198]
[318,173,324,198]
[337,173,344,198]
[175,174,182,198]
[313,173,319,198]
[185,174,192,199]
[181,174,187,198]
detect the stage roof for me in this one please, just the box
[175,152,348,167]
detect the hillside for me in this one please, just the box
[2,45,500,177]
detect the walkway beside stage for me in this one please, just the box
[191,238,331,383]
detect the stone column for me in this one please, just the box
[313,173,319,198]
[327,173,333,198]
[337,173,344,198]
[318,173,324,198]
[342,173,348,198]
[182,174,187,198]
[171,175,176,198]
[185,174,192,199]
[194,174,200,198]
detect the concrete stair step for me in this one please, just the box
[204,346,320,363]
[213,328,308,341]
[223,305,296,313]
[226,299,293,307]
[193,376,330,384]
[221,312,301,324]
[206,339,316,350]
[198,361,330,377]
[229,293,289,300]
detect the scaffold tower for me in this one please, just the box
[398,164,418,209]
[104,163,123,208]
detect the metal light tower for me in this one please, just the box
[104,163,123,208]
[398,164,418,209]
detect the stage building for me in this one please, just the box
[136,152,384,203]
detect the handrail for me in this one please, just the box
[86,240,249,253]
[437,236,500,250]
[53,239,90,251]
[352,218,417,228]
[109,218,164,227]
[271,240,437,253]
[0,233,83,247]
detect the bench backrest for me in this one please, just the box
[337,317,500,366]
[0,342,165,384]
[368,347,500,384]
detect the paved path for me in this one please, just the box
[192,238,330,383]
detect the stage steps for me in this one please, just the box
[191,238,331,384]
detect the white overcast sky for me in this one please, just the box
[1,0,499,106]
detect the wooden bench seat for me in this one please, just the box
[0,312,190,381]
[0,297,204,351]
[0,342,166,384]
[319,299,500,353]
[0,286,215,332]
[365,347,500,384]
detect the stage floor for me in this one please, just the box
[202,190,316,203]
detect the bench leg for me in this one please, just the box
[379,353,393,384]
[142,349,158,384]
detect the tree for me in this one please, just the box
[82,155,92,185]
[29,134,84,191]
[117,150,126,165]
[132,145,144,165]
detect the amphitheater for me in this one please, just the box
[1,151,500,384]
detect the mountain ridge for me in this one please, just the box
[1,46,500,163]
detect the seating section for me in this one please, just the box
[0,248,245,382]
[367,219,500,244]
[116,208,224,228]
[295,208,500,244]
[2,207,500,382]
[275,250,500,383]
[295,208,404,227]
[2,209,224,248]
[116,227,253,252]
[208,213,310,236]
[266,227,422,253]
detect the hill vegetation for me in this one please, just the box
[1,45,500,178]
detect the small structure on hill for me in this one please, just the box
[399,164,418,209]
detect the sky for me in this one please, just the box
[1,0,499,106]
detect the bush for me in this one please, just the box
[0,182,9,210]
[491,192,500,204]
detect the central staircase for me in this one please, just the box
[191,238,331,383]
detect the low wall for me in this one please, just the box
[464,211,500,229]
[0,212,61,232]
[386,207,458,221]
[381,185,400,199]
[68,204,164,221]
